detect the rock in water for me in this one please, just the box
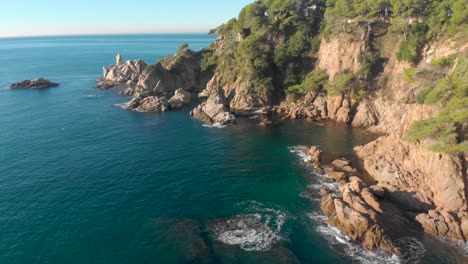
[191,87,236,125]
[9,78,59,89]
[123,95,169,112]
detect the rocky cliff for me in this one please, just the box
[97,0,468,253]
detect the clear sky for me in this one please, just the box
[0,0,254,37]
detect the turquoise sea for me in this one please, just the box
[0,35,466,263]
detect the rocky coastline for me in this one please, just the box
[97,38,467,256]
[95,10,467,257]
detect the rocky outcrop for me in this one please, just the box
[168,88,192,110]
[123,95,169,112]
[123,88,193,112]
[317,36,364,78]
[137,50,206,94]
[273,93,355,124]
[102,56,147,83]
[296,145,399,255]
[415,210,467,241]
[355,132,466,212]
[9,78,59,89]
[191,86,236,125]
[318,158,400,255]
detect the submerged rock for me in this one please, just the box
[9,78,59,89]
[152,217,210,262]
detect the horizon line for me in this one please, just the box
[0,31,216,39]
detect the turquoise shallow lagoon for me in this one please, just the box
[0,35,466,263]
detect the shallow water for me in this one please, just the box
[0,35,466,263]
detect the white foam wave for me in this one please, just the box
[213,213,281,251]
[394,237,426,263]
[202,123,227,129]
[434,236,468,256]
[82,94,99,98]
[289,146,312,163]
[211,201,288,251]
[315,224,401,264]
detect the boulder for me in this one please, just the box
[169,88,192,110]
[415,210,466,241]
[103,58,147,83]
[191,88,235,125]
[331,159,357,174]
[96,81,114,89]
[124,95,169,112]
[324,166,347,182]
[352,100,378,127]
[307,146,322,164]
[9,78,59,89]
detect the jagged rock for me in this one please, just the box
[312,96,328,120]
[103,58,147,83]
[326,95,343,120]
[124,96,169,112]
[356,131,466,212]
[352,100,378,127]
[324,166,347,182]
[335,99,351,123]
[137,51,204,94]
[331,159,357,174]
[96,81,114,89]
[325,198,400,255]
[369,185,385,199]
[415,210,466,241]
[191,88,235,125]
[307,146,322,164]
[9,78,59,89]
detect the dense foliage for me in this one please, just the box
[198,0,467,153]
[407,58,467,152]
[210,0,326,96]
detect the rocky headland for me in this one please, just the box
[97,0,467,257]
[9,78,59,89]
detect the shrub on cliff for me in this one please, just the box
[286,70,329,97]
[324,71,355,95]
[407,58,467,153]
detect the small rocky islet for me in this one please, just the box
[9,78,59,89]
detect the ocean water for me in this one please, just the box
[0,35,466,264]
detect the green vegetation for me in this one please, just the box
[323,71,365,100]
[286,70,329,97]
[212,0,326,95]
[430,56,454,67]
[406,58,468,152]
[415,88,431,104]
[403,67,416,83]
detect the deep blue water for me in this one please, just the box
[0,35,467,264]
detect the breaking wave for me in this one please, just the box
[292,145,425,264]
[209,201,288,251]
[202,123,227,129]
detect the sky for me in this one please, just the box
[0,0,254,37]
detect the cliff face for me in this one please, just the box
[209,14,468,242]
